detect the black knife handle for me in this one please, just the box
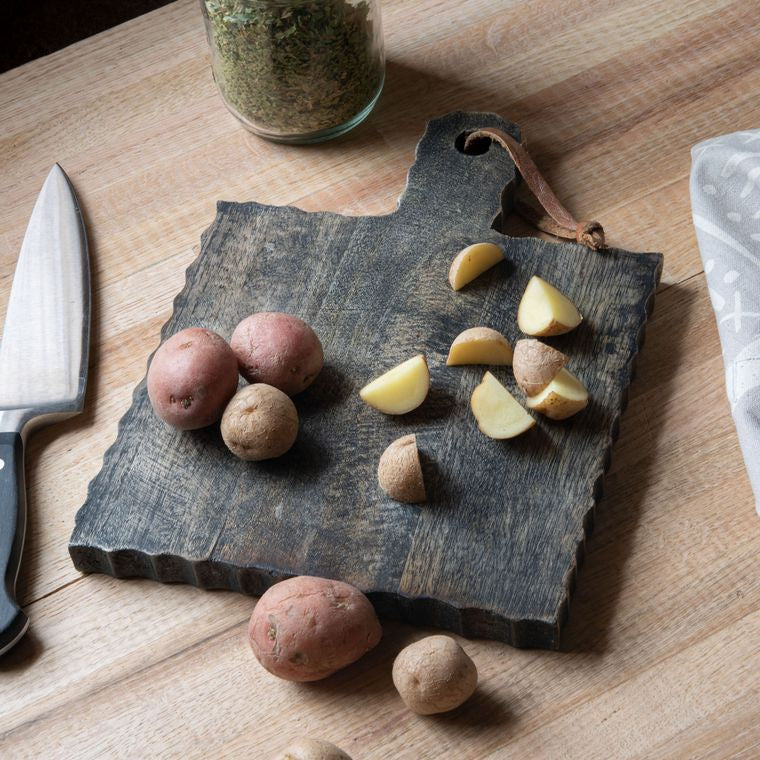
[0,432,29,655]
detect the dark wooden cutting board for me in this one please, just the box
[70,112,662,649]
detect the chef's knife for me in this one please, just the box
[0,165,90,655]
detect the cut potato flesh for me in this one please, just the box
[360,355,430,414]
[470,371,535,439]
[448,243,505,291]
[526,368,588,420]
[517,276,582,336]
[447,327,513,366]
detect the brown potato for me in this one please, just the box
[221,384,298,460]
[275,738,353,760]
[392,635,478,715]
[248,576,382,682]
[377,434,426,503]
[512,338,567,396]
[146,327,239,430]
[231,312,323,396]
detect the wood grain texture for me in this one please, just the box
[2,0,760,757]
[68,112,661,648]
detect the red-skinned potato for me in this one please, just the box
[230,312,324,396]
[248,576,382,682]
[147,327,239,430]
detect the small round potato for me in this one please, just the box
[275,737,353,760]
[221,384,298,461]
[147,327,239,430]
[248,576,382,682]
[231,312,324,396]
[392,635,478,715]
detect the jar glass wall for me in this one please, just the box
[200,0,385,143]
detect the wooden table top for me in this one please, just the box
[1,1,759,757]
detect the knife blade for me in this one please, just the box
[0,165,90,656]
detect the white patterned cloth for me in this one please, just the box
[691,129,760,516]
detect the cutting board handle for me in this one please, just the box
[464,127,606,250]
[394,111,521,233]
[0,432,29,656]
[392,112,604,252]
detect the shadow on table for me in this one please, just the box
[243,59,513,161]
[560,280,698,654]
[299,620,514,738]
[252,57,589,194]
[0,628,42,671]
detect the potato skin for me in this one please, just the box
[275,737,353,760]
[147,327,239,430]
[512,338,566,396]
[377,434,426,503]
[248,576,382,682]
[526,390,588,420]
[392,635,478,715]
[221,384,298,460]
[231,312,324,396]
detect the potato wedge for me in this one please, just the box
[470,371,535,439]
[512,338,567,396]
[360,355,429,414]
[448,243,505,291]
[447,327,513,366]
[525,368,588,419]
[517,276,582,336]
[378,434,426,503]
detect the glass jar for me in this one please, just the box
[200,0,385,143]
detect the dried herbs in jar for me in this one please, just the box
[201,0,385,143]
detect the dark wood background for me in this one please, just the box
[1,0,172,72]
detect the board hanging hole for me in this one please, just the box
[454,131,490,155]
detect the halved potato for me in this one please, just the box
[360,355,429,414]
[377,434,426,503]
[448,243,505,291]
[470,371,535,439]
[512,338,567,396]
[447,327,513,366]
[517,276,582,336]
[525,368,588,419]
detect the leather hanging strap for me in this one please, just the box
[464,127,606,251]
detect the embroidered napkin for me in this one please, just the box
[691,129,760,516]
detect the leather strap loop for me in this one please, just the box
[464,127,606,251]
